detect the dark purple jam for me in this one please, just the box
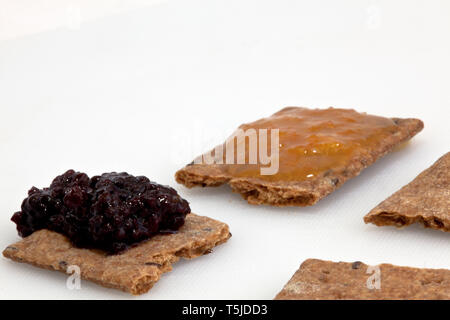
[11,170,191,254]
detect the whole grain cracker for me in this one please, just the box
[364,152,450,231]
[275,259,450,300]
[2,213,231,295]
[176,108,423,206]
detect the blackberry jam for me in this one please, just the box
[11,170,191,254]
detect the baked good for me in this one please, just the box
[3,213,230,295]
[275,259,450,300]
[364,152,450,231]
[3,170,231,295]
[176,107,424,206]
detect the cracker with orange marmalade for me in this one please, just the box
[176,107,423,206]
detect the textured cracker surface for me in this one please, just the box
[2,213,231,295]
[364,152,450,231]
[275,259,450,300]
[176,108,424,206]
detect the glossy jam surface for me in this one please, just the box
[11,170,190,253]
[221,107,399,181]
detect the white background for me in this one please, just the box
[1,0,449,299]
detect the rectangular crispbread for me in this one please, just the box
[364,152,450,231]
[275,259,450,300]
[176,108,423,207]
[2,213,231,295]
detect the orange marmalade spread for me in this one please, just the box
[216,107,399,182]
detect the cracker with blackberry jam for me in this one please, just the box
[3,170,231,295]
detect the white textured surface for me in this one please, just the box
[0,0,449,299]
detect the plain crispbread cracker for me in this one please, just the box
[2,213,231,295]
[275,259,450,300]
[176,110,424,207]
[364,152,450,231]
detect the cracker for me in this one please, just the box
[2,213,231,295]
[364,152,450,231]
[275,259,450,300]
[176,108,423,206]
